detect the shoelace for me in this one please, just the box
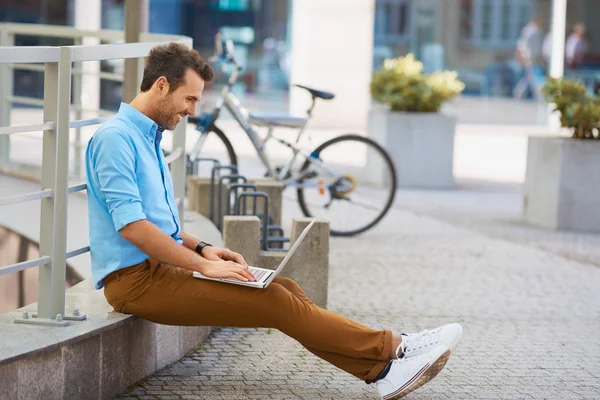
[395,329,440,358]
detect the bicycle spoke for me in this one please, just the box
[341,196,382,212]
[296,135,397,236]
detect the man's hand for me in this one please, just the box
[201,246,249,267]
[199,260,255,282]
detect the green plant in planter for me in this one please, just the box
[370,53,465,113]
[542,77,600,139]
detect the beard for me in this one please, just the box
[154,97,184,131]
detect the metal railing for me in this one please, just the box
[0,23,191,326]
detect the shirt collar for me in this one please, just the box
[118,102,163,142]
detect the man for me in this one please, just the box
[85,42,463,399]
[513,17,546,101]
[566,23,587,69]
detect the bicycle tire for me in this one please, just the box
[296,134,397,237]
[207,124,238,168]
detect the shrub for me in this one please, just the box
[542,77,600,140]
[370,53,465,113]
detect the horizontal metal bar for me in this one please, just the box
[3,22,188,44]
[66,246,90,259]
[7,95,44,107]
[0,46,59,63]
[69,41,186,62]
[9,64,123,82]
[68,183,87,194]
[98,71,124,82]
[69,115,112,129]
[0,256,50,275]
[0,189,52,206]
[164,148,184,164]
[10,63,45,72]
[3,22,124,42]
[0,122,55,136]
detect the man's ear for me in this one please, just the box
[155,76,170,94]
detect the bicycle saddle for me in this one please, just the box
[294,84,335,100]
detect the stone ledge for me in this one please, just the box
[0,205,222,399]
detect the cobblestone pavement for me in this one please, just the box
[116,187,600,400]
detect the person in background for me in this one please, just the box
[566,23,588,69]
[513,17,545,101]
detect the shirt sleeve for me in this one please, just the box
[90,129,147,231]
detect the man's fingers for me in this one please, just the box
[226,249,248,266]
[234,265,255,282]
[228,272,249,282]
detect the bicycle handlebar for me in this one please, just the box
[187,115,201,125]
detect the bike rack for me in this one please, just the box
[206,164,290,251]
[226,183,258,216]
[209,165,238,224]
[217,174,247,230]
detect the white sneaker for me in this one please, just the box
[395,323,463,359]
[376,344,451,399]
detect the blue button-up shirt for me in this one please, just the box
[86,103,182,289]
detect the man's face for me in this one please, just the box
[154,68,205,131]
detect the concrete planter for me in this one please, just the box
[523,136,600,233]
[368,107,456,189]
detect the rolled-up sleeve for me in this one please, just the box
[90,129,146,231]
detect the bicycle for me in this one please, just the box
[185,36,397,237]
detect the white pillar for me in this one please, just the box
[548,0,567,131]
[549,0,567,79]
[289,0,375,130]
[74,0,101,112]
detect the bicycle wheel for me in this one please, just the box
[188,124,238,177]
[296,134,397,236]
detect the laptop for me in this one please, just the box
[192,219,316,288]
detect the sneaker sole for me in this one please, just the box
[383,350,451,400]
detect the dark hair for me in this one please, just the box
[140,42,214,92]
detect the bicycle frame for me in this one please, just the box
[189,61,344,188]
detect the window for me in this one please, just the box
[461,0,534,48]
[374,0,411,45]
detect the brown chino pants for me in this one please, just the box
[103,258,392,381]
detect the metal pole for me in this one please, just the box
[0,26,14,166]
[548,0,567,131]
[37,48,72,322]
[73,38,83,179]
[123,0,149,103]
[171,118,187,230]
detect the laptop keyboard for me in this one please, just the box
[249,267,270,282]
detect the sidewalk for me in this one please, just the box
[116,182,600,400]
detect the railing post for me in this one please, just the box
[72,38,83,179]
[171,118,187,230]
[37,47,72,322]
[0,25,14,166]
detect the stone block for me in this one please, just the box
[223,217,330,307]
[222,216,261,266]
[155,324,183,369]
[127,318,156,384]
[100,327,130,400]
[523,137,600,233]
[181,326,212,356]
[368,107,455,188]
[281,218,330,308]
[63,336,101,400]
[0,362,18,400]
[247,178,284,226]
[187,177,227,225]
[258,251,286,270]
[18,349,64,399]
